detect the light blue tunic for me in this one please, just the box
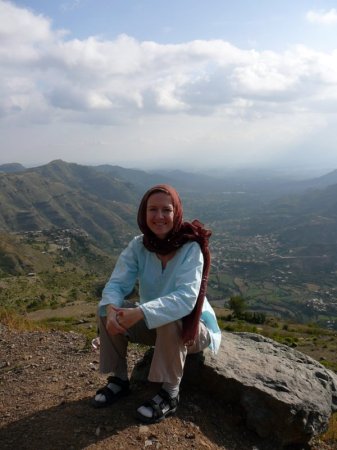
[99,235,221,353]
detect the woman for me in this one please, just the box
[92,184,221,423]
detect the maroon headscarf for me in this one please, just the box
[137,184,212,345]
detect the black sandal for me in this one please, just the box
[91,376,130,408]
[136,388,179,424]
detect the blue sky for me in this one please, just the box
[13,0,337,50]
[2,0,337,173]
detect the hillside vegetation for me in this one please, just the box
[0,160,138,250]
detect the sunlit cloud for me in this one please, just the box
[306,9,337,25]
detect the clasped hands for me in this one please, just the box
[106,304,144,336]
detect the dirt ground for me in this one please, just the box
[0,324,335,450]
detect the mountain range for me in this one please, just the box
[1,159,337,328]
[1,159,337,253]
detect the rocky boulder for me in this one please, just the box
[131,331,337,449]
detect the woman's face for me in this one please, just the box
[146,192,174,239]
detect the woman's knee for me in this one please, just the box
[156,320,183,341]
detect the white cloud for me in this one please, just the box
[60,0,84,12]
[0,1,52,43]
[306,9,337,25]
[1,0,337,169]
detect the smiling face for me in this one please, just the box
[146,192,174,239]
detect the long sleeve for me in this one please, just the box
[139,242,204,329]
[98,237,139,316]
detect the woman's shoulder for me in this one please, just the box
[181,240,200,251]
[178,240,203,260]
[131,234,144,244]
[119,235,145,263]
[127,234,144,250]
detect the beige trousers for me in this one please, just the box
[99,306,210,385]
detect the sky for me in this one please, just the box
[1,0,337,173]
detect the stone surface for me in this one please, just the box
[131,331,337,448]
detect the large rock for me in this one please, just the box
[131,331,337,449]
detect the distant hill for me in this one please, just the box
[269,181,337,220]
[246,181,337,269]
[281,183,337,256]
[95,164,172,193]
[313,169,337,187]
[95,165,232,194]
[0,160,138,249]
[0,231,51,275]
[153,167,337,198]
[0,163,26,173]
[297,169,337,191]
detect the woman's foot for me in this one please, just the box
[91,376,130,408]
[136,388,179,424]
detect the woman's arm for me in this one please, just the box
[98,237,140,317]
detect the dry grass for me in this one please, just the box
[0,307,46,331]
[321,413,337,443]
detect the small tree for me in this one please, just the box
[228,295,246,318]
